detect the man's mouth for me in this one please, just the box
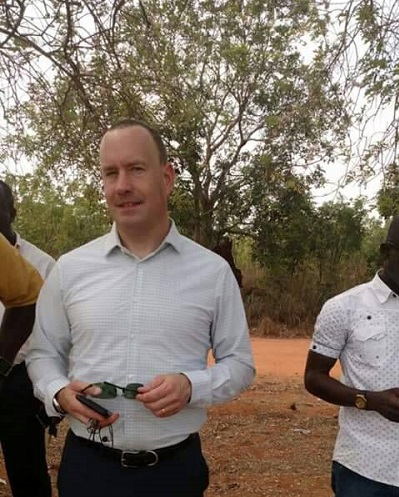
[118,201,142,208]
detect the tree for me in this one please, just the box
[5,171,110,258]
[249,155,318,275]
[360,215,385,275]
[311,198,367,283]
[376,162,399,219]
[0,0,350,247]
[325,0,399,181]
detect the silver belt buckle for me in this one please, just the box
[120,449,159,468]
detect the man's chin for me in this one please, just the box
[114,217,146,232]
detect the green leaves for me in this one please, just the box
[1,0,348,250]
[5,172,110,258]
[329,1,399,177]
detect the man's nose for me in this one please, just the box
[115,170,132,193]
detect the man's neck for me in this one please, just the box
[379,269,399,296]
[117,221,171,259]
[0,228,16,246]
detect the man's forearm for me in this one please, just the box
[304,370,363,407]
[0,304,36,365]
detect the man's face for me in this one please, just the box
[99,126,174,235]
[0,186,13,237]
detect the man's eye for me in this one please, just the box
[104,171,117,176]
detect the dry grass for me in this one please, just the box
[240,258,370,337]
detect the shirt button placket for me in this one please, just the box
[126,262,143,444]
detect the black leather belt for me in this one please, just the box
[74,432,198,468]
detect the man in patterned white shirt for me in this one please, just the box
[0,180,55,497]
[305,214,399,497]
[27,119,255,497]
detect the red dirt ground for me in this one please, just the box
[0,338,339,496]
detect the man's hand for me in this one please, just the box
[136,373,192,418]
[367,388,399,422]
[56,380,119,428]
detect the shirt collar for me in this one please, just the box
[103,220,184,257]
[371,272,396,303]
[162,221,184,253]
[14,232,21,249]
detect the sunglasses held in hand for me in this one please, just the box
[81,381,144,399]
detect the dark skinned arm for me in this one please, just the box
[0,304,36,368]
[304,350,399,422]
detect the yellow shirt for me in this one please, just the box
[0,233,43,307]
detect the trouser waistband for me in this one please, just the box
[73,432,198,468]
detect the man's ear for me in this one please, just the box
[163,163,175,194]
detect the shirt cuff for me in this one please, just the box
[310,340,341,359]
[180,370,212,407]
[44,378,70,417]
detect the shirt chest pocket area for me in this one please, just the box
[351,313,387,366]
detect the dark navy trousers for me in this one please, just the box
[58,430,209,497]
[332,461,399,497]
[0,362,51,497]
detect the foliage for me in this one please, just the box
[376,162,399,219]
[241,197,381,327]
[1,1,390,330]
[326,0,399,180]
[251,180,368,282]
[243,255,370,330]
[249,158,317,274]
[0,0,349,247]
[5,172,110,258]
[360,215,386,276]
[311,198,366,272]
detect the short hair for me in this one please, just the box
[0,180,15,215]
[105,118,167,164]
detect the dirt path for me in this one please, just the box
[251,337,340,378]
[205,337,339,496]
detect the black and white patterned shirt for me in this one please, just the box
[311,273,399,486]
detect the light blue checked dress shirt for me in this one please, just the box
[27,222,255,450]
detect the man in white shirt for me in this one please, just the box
[27,119,255,497]
[0,180,55,497]
[305,214,399,496]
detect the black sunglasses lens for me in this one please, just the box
[94,382,117,399]
[124,383,144,399]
